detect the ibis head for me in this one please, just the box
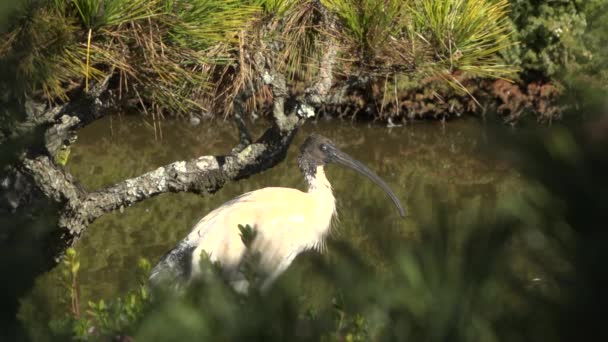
[298,134,406,217]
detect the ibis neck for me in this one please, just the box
[305,165,332,193]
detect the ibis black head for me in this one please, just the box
[298,133,406,217]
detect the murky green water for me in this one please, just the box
[20,115,537,339]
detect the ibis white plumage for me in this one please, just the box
[150,133,405,293]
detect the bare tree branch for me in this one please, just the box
[305,5,338,107]
[232,89,254,153]
[15,6,345,257]
[20,156,84,206]
[19,58,305,252]
[4,76,113,150]
[21,120,301,249]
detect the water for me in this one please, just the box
[19,115,536,339]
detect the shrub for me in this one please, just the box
[502,0,606,82]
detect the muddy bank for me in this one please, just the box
[304,78,562,124]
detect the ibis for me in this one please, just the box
[149,133,405,293]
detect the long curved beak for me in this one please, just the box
[326,145,406,217]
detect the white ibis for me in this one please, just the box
[149,133,405,293]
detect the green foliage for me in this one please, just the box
[237,223,264,290]
[502,0,607,83]
[323,0,406,59]
[408,0,516,79]
[571,0,608,86]
[0,4,85,100]
[46,202,538,341]
[1,0,517,119]
[274,1,325,81]
[66,0,159,28]
[0,1,27,33]
[254,0,297,16]
[54,144,72,166]
[167,0,258,50]
[508,0,586,77]
[323,0,515,79]
[238,223,258,248]
[0,0,260,115]
[50,252,152,340]
[62,248,82,320]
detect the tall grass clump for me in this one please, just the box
[254,0,298,17]
[323,0,516,88]
[0,0,259,116]
[322,0,409,67]
[0,4,85,101]
[274,1,325,81]
[408,0,516,80]
[1,0,518,119]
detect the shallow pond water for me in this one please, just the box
[20,115,549,339]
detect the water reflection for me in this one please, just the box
[19,115,525,339]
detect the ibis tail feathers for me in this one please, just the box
[148,241,195,290]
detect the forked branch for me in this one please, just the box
[17,5,340,256]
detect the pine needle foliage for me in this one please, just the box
[66,0,159,29]
[274,0,325,81]
[321,0,516,96]
[0,4,85,100]
[408,0,516,79]
[254,0,297,16]
[0,0,260,116]
[167,0,259,51]
[322,0,408,64]
[0,0,517,117]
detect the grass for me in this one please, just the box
[322,0,408,63]
[323,0,516,78]
[70,0,160,28]
[0,0,517,118]
[1,0,262,116]
[275,0,324,81]
[315,0,517,116]
[407,0,518,89]
[255,0,297,16]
